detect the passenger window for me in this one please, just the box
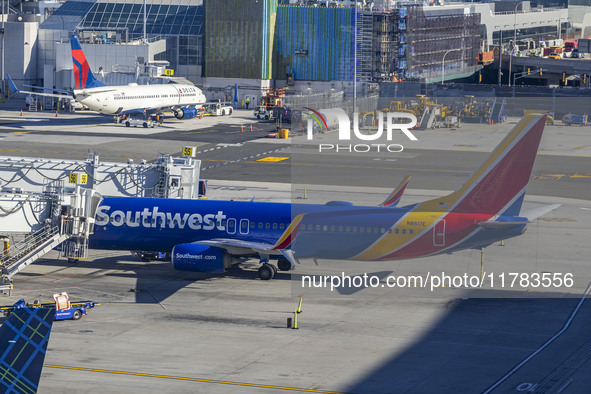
[258,222,263,229]
[250,222,255,228]
[410,229,414,234]
[330,225,335,231]
[338,226,344,232]
[323,225,328,231]
[380,228,386,233]
[395,229,399,234]
[402,229,407,234]
[315,225,321,231]
[279,223,285,230]
[273,223,278,230]
[346,226,351,232]
[265,223,270,229]
[352,226,358,232]
[374,227,379,233]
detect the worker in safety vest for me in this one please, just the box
[245,96,250,109]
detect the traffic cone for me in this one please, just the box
[55,111,58,117]
[241,125,244,132]
[249,124,253,132]
[20,109,23,116]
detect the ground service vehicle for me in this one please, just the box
[203,102,233,116]
[0,292,99,321]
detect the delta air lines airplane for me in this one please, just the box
[8,34,207,121]
[89,114,556,280]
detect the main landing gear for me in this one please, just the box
[258,257,293,280]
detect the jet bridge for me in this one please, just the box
[0,184,102,289]
[0,151,202,291]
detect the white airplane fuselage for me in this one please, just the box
[73,83,207,115]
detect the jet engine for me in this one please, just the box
[171,244,232,273]
[174,107,198,120]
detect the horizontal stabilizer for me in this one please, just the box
[477,221,525,229]
[520,204,561,221]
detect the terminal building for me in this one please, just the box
[0,0,584,98]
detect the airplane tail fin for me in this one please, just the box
[0,307,55,393]
[70,34,106,89]
[419,114,547,216]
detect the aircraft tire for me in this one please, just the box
[258,264,275,280]
[265,115,269,120]
[143,122,148,128]
[277,258,291,271]
[221,110,226,116]
[125,121,130,127]
[229,108,233,115]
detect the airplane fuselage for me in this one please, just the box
[90,198,527,262]
[73,83,206,115]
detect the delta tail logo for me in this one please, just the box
[304,107,419,153]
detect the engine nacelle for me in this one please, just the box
[171,244,231,273]
[174,107,198,120]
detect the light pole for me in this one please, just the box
[1,0,5,97]
[441,48,462,84]
[508,2,521,87]
[353,3,357,115]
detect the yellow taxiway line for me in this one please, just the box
[43,364,348,394]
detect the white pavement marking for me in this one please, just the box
[482,281,591,394]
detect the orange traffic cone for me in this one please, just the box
[20,109,23,116]
[55,111,58,117]
[249,124,253,132]
[241,125,244,132]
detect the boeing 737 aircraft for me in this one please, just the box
[88,114,556,280]
[8,34,207,122]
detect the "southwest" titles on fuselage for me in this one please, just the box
[95,206,227,231]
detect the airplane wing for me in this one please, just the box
[195,214,306,266]
[7,74,73,99]
[380,175,412,207]
[0,306,55,393]
[196,239,300,267]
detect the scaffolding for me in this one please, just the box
[356,11,373,83]
[405,6,481,82]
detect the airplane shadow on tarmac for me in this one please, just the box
[344,294,590,394]
[24,254,293,305]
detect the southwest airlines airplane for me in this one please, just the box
[89,114,556,280]
[8,34,207,121]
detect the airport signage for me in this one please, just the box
[295,49,308,56]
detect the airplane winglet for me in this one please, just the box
[6,74,19,94]
[271,214,305,251]
[380,175,412,207]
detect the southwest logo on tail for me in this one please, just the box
[70,34,106,89]
[89,114,556,280]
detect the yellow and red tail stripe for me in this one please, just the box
[352,114,546,261]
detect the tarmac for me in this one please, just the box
[0,100,589,393]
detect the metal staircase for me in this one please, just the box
[0,225,68,281]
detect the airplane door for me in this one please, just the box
[227,218,236,235]
[433,219,445,247]
[239,219,250,235]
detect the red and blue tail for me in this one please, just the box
[419,114,546,216]
[70,34,106,89]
